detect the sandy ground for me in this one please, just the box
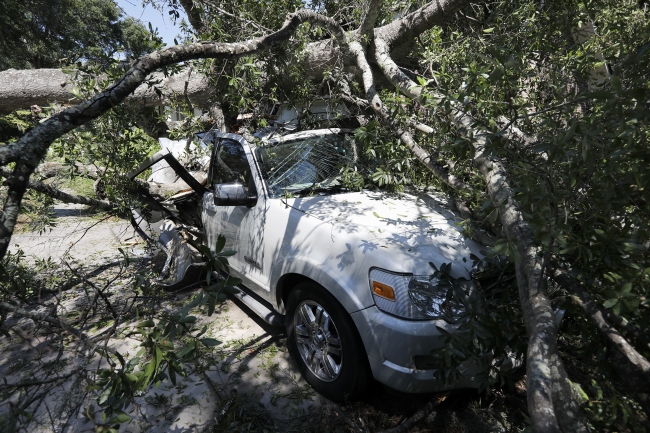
[4,204,325,432]
[2,204,525,433]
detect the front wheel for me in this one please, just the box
[285,282,369,401]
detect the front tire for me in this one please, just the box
[285,281,369,401]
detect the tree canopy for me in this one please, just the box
[0,0,162,71]
[1,0,649,432]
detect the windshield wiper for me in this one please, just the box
[292,185,349,197]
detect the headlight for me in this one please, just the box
[369,268,466,321]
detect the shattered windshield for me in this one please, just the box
[255,132,363,198]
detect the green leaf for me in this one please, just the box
[184,292,204,310]
[108,411,131,424]
[199,338,222,347]
[137,320,155,328]
[488,67,504,82]
[622,242,646,252]
[196,325,208,338]
[154,347,163,373]
[559,121,578,145]
[168,363,177,386]
[176,342,196,358]
[118,248,130,266]
[225,277,242,286]
[215,235,226,253]
[603,298,618,309]
[483,27,495,33]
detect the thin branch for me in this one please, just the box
[0,167,113,211]
[551,266,650,382]
[201,0,273,33]
[0,370,79,390]
[377,394,447,433]
[178,0,205,32]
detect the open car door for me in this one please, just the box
[128,142,210,288]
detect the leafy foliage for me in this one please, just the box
[0,0,162,71]
[388,0,650,428]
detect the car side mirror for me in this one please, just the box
[213,182,257,207]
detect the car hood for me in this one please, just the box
[282,191,485,278]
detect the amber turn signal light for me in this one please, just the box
[372,281,396,301]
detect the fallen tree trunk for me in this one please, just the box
[35,162,103,179]
[0,68,214,115]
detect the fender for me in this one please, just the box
[269,254,375,315]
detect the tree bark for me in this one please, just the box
[0,68,214,116]
[471,134,587,433]
[178,0,205,32]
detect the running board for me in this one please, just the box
[212,271,285,326]
[232,290,285,327]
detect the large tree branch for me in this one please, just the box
[471,132,586,433]
[379,0,470,54]
[375,37,422,99]
[359,0,384,48]
[178,0,205,32]
[0,1,471,116]
[303,0,471,79]
[0,12,312,260]
[298,11,468,193]
[35,162,103,179]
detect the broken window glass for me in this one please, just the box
[255,133,361,198]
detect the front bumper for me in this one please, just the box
[350,305,482,393]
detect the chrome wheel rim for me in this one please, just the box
[293,300,343,382]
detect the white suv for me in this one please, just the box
[131,128,484,401]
